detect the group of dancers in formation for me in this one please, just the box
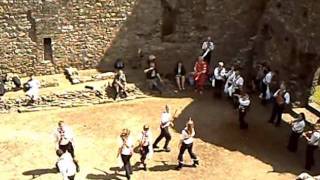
[49,36,319,179]
[53,105,198,180]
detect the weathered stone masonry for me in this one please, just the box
[0,0,137,76]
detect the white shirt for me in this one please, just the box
[161,112,171,128]
[140,130,152,147]
[239,97,250,108]
[233,75,244,88]
[119,137,133,155]
[226,71,235,84]
[181,128,195,144]
[263,72,272,84]
[28,79,41,89]
[214,67,226,80]
[308,131,320,146]
[292,120,305,133]
[54,125,75,148]
[202,41,215,51]
[57,152,76,179]
[273,89,290,104]
[26,79,41,99]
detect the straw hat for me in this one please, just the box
[149,55,156,60]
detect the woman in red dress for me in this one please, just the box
[193,57,209,94]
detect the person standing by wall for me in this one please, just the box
[193,57,209,95]
[213,61,226,97]
[174,61,186,91]
[201,36,215,65]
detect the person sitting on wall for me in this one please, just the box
[112,70,127,100]
[65,67,80,84]
[174,61,186,91]
[144,61,163,95]
[24,75,41,105]
[5,73,22,91]
[114,58,125,70]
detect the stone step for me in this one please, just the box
[307,102,320,117]
[292,107,319,125]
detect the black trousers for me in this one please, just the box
[214,79,224,97]
[239,108,248,129]
[261,82,267,104]
[121,154,132,179]
[59,142,75,158]
[153,127,171,149]
[140,145,149,163]
[269,103,285,125]
[305,144,318,170]
[232,89,241,109]
[287,131,302,152]
[203,51,212,64]
[178,142,198,164]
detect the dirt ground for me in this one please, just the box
[2,87,320,180]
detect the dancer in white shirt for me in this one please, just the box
[153,105,174,152]
[176,118,199,170]
[201,36,215,64]
[303,124,320,170]
[117,129,133,180]
[213,62,226,97]
[54,121,75,158]
[138,125,153,171]
[56,150,77,180]
[287,113,306,152]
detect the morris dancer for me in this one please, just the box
[54,121,75,158]
[237,92,250,129]
[228,71,244,108]
[138,125,153,171]
[153,105,175,152]
[287,113,306,152]
[260,67,273,104]
[56,149,77,180]
[268,82,290,127]
[303,124,320,170]
[176,118,199,170]
[224,66,235,94]
[118,128,133,180]
[213,61,226,97]
[193,57,209,94]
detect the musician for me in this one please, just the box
[260,67,273,104]
[153,105,174,152]
[54,121,75,158]
[268,82,290,126]
[193,57,209,95]
[228,71,244,108]
[237,92,250,129]
[138,125,153,171]
[213,61,226,97]
[112,70,127,100]
[303,124,320,170]
[174,61,186,91]
[201,36,215,64]
[56,149,77,180]
[176,118,199,170]
[287,113,306,152]
[224,66,235,94]
[25,75,41,104]
[144,61,163,94]
[117,128,133,180]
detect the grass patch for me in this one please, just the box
[311,86,320,105]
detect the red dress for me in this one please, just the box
[194,61,208,90]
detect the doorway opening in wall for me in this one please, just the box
[43,38,53,62]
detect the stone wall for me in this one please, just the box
[251,0,320,104]
[0,0,139,76]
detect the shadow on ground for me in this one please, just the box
[22,168,57,179]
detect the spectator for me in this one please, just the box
[174,61,186,91]
[144,61,163,94]
[114,58,125,70]
[193,57,209,94]
[112,70,127,100]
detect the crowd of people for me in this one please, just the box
[53,105,198,180]
[1,36,318,179]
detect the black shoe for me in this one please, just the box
[268,120,273,124]
[143,163,147,171]
[175,165,182,170]
[153,145,159,149]
[164,147,171,152]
